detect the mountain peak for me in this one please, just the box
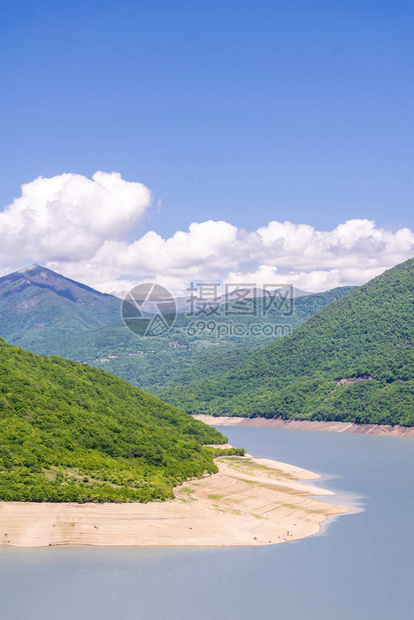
[16,263,42,274]
[0,264,122,340]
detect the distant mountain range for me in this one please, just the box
[160,257,414,426]
[2,260,413,429]
[0,264,355,394]
[110,285,312,314]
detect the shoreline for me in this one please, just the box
[0,455,348,548]
[193,415,414,438]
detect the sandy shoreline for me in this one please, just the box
[0,455,348,548]
[193,415,414,438]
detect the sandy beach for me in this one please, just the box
[0,454,347,548]
[194,415,414,437]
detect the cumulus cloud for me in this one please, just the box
[1,172,414,294]
[0,171,151,265]
[48,218,414,295]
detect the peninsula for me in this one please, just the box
[0,453,347,547]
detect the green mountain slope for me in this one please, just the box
[0,338,226,503]
[1,274,355,393]
[0,264,121,347]
[161,258,414,426]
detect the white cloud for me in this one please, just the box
[1,172,414,295]
[0,171,151,265]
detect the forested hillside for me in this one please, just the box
[0,269,354,393]
[0,264,121,346]
[161,258,414,426]
[0,338,226,503]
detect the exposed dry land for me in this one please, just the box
[0,454,347,548]
[194,415,414,437]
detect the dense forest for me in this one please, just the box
[0,338,229,503]
[160,258,414,426]
[0,268,355,394]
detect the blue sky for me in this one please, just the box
[2,0,413,236]
[0,1,413,293]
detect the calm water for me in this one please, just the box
[1,427,413,620]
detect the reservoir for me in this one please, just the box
[1,426,413,620]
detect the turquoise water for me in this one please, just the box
[1,427,413,620]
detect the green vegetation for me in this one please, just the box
[204,446,246,458]
[160,258,414,426]
[0,267,355,394]
[0,264,121,346]
[0,338,226,503]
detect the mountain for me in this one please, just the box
[0,337,226,502]
[161,258,414,426]
[171,285,311,314]
[0,264,355,397]
[2,276,355,393]
[0,264,121,348]
[108,286,312,313]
